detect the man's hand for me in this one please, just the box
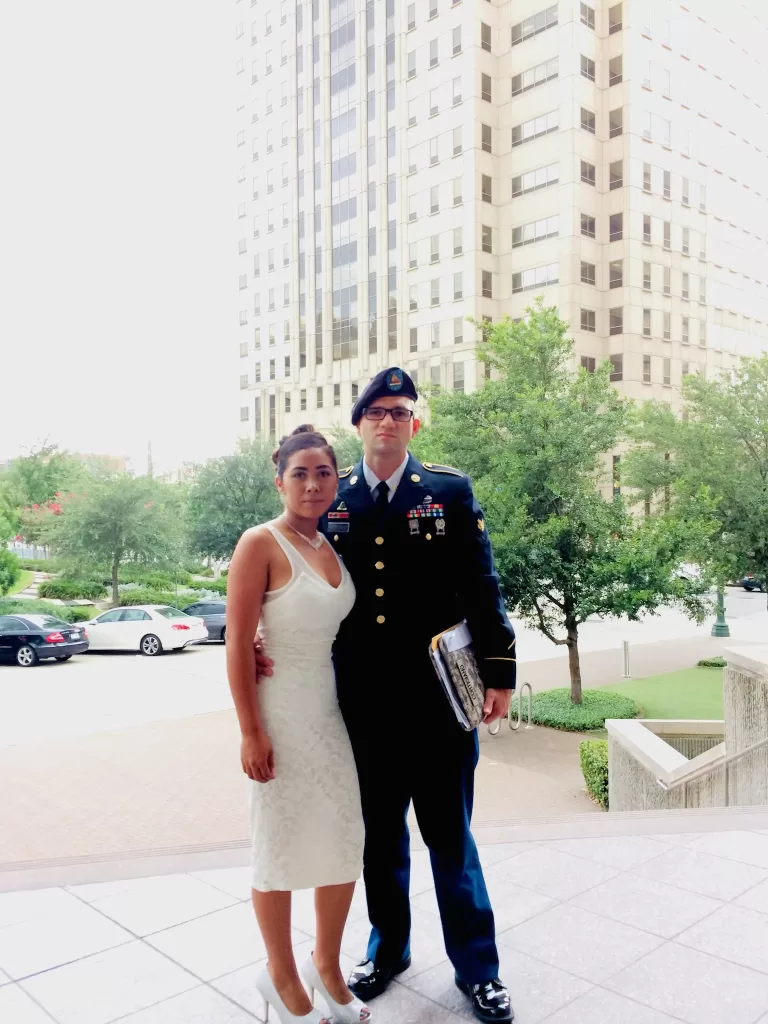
[241,730,275,783]
[483,688,512,725]
[253,635,274,681]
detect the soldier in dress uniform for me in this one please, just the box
[323,366,516,1024]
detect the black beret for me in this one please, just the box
[351,367,418,425]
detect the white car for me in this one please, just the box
[85,605,209,656]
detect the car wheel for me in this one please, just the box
[16,645,38,668]
[221,626,226,643]
[140,634,163,657]
[55,655,73,662]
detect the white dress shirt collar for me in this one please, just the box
[362,453,410,502]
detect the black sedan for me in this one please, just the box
[0,614,89,667]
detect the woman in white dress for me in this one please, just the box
[226,425,370,1024]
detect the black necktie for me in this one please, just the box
[374,480,390,513]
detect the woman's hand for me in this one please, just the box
[241,731,275,783]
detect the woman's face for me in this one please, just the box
[277,446,337,519]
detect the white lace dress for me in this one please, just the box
[248,525,363,891]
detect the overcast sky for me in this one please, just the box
[0,2,236,474]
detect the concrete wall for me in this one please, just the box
[724,647,768,806]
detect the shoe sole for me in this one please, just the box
[455,978,514,1024]
[349,958,412,1001]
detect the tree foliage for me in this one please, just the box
[187,439,282,561]
[46,476,185,603]
[325,426,363,471]
[625,355,768,604]
[415,300,712,702]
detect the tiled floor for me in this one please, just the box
[4,829,768,1024]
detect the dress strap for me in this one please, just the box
[265,523,305,574]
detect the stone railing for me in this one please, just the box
[607,645,768,812]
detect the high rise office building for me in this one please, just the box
[235,0,768,440]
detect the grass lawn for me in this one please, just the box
[5,570,34,598]
[601,667,724,720]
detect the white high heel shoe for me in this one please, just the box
[301,954,372,1023]
[255,967,332,1024]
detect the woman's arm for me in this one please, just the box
[226,528,275,782]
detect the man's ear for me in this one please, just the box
[412,417,421,436]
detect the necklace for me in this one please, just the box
[285,522,324,551]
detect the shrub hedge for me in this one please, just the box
[38,579,107,601]
[18,559,62,573]
[697,656,726,668]
[0,598,93,623]
[580,739,609,809]
[114,589,199,609]
[187,578,227,594]
[510,687,638,731]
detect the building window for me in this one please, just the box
[453,26,462,55]
[511,5,558,46]
[609,354,623,381]
[641,215,651,244]
[643,354,652,383]
[663,358,671,386]
[581,107,595,133]
[481,74,492,102]
[410,327,418,352]
[240,374,248,390]
[609,260,623,289]
[431,279,439,306]
[431,322,441,348]
[700,320,706,347]
[682,316,689,344]
[453,362,465,392]
[643,262,651,290]
[240,406,249,422]
[682,178,690,206]
[512,57,559,96]
[581,261,596,286]
[580,160,596,186]
[664,312,671,340]
[454,317,463,344]
[453,126,462,156]
[643,309,651,337]
[609,161,623,190]
[512,263,559,293]
[609,308,623,335]
[663,170,671,200]
[453,76,463,105]
[454,273,464,300]
[664,267,671,296]
[682,273,690,300]
[407,3,415,29]
[609,213,623,241]
[454,227,463,255]
[682,228,690,256]
[430,235,439,263]
[612,454,621,495]
[513,162,558,197]
[663,221,671,250]
[580,3,595,29]
[430,185,439,214]
[482,271,492,298]
[609,107,623,138]
[482,175,492,203]
[609,3,623,34]
[512,110,559,147]
[481,22,491,52]
[300,389,307,411]
[410,285,418,310]
[581,356,596,373]
[581,308,596,332]
[512,215,559,248]
[581,214,596,239]
[316,386,324,408]
[482,224,492,254]
[453,178,463,206]
[429,39,438,67]
[609,56,623,85]
[481,124,492,153]
[580,55,595,82]
[643,163,652,193]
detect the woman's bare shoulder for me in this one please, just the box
[236,520,280,553]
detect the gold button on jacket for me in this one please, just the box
[376,615,386,624]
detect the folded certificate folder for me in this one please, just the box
[430,620,486,731]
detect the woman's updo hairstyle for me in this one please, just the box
[272,424,338,480]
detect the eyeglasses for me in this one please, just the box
[363,407,415,423]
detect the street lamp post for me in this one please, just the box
[711,583,730,637]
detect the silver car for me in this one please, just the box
[183,600,227,642]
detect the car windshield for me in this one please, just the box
[22,615,71,629]
[154,607,189,619]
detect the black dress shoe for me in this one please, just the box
[348,957,411,1000]
[456,976,514,1023]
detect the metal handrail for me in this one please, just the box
[656,733,768,808]
[509,682,534,731]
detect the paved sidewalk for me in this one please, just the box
[3,820,768,1023]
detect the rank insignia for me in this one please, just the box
[327,511,349,519]
[436,517,446,536]
[409,519,420,536]
[477,518,485,532]
[336,502,348,511]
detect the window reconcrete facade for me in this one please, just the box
[235,0,768,439]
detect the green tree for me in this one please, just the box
[0,504,20,596]
[416,300,711,703]
[326,426,363,470]
[6,444,86,507]
[187,440,282,562]
[47,476,185,603]
[625,355,768,609]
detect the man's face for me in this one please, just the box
[356,395,420,460]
